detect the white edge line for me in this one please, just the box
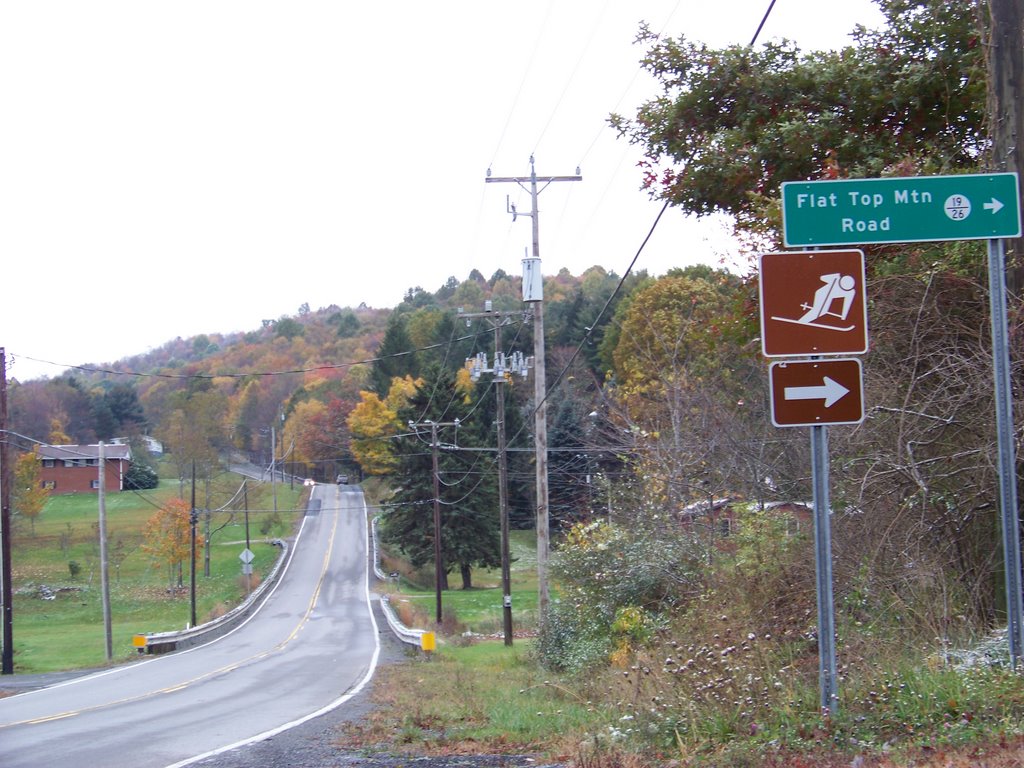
[163,489,382,768]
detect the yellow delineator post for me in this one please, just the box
[420,631,436,653]
[132,634,148,652]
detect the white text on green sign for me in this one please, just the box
[782,172,1021,247]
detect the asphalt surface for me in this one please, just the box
[0,484,382,767]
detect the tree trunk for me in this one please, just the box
[986,0,1024,297]
[460,563,472,590]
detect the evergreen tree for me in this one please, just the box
[381,364,500,590]
[548,398,589,530]
[370,313,418,397]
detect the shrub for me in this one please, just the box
[124,462,159,490]
[537,519,702,672]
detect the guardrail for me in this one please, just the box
[371,515,428,647]
[370,515,388,582]
[139,538,288,654]
[379,594,426,646]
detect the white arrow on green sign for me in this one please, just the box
[782,172,1021,247]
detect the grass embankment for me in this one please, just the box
[346,641,1024,768]
[363,509,1024,767]
[382,529,540,635]
[9,477,304,673]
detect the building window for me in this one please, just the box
[43,459,55,468]
[90,480,100,490]
[42,480,55,490]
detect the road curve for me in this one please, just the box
[0,484,379,768]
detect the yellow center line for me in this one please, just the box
[26,712,79,725]
[1,499,341,731]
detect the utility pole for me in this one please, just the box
[203,475,211,578]
[243,481,252,598]
[0,348,13,674]
[189,462,198,629]
[270,423,278,519]
[987,0,1024,668]
[462,303,532,646]
[987,0,1024,296]
[486,156,581,622]
[407,419,461,626]
[97,442,113,661]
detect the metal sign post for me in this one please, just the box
[810,424,838,712]
[987,238,1024,668]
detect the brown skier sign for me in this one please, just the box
[759,249,868,357]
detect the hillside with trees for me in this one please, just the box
[8,264,644,545]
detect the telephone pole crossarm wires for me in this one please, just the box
[407,419,461,626]
[485,156,581,624]
[461,306,532,646]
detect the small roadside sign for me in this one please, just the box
[759,250,868,357]
[782,172,1021,247]
[239,548,255,564]
[770,359,864,428]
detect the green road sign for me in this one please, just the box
[782,172,1021,247]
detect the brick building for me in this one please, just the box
[37,444,133,493]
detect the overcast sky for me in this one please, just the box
[0,0,885,382]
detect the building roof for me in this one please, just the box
[37,444,132,461]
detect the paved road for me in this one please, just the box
[0,484,379,768]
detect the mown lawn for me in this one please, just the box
[9,478,305,673]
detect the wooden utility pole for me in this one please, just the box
[98,442,113,661]
[408,419,461,626]
[270,423,278,519]
[987,0,1024,296]
[0,348,13,674]
[485,156,581,623]
[243,481,252,598]
[189,462,198,629]
[461,305,531,646]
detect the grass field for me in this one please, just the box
[382,529,542,635]
[8,475,305,673]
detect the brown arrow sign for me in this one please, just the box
[770,359,864,427]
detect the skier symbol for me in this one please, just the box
[771,273,858,332]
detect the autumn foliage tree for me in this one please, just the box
[13,448,49,535]
[610,0,987,242]
[348,375,418,476]
[143,498,192,588]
